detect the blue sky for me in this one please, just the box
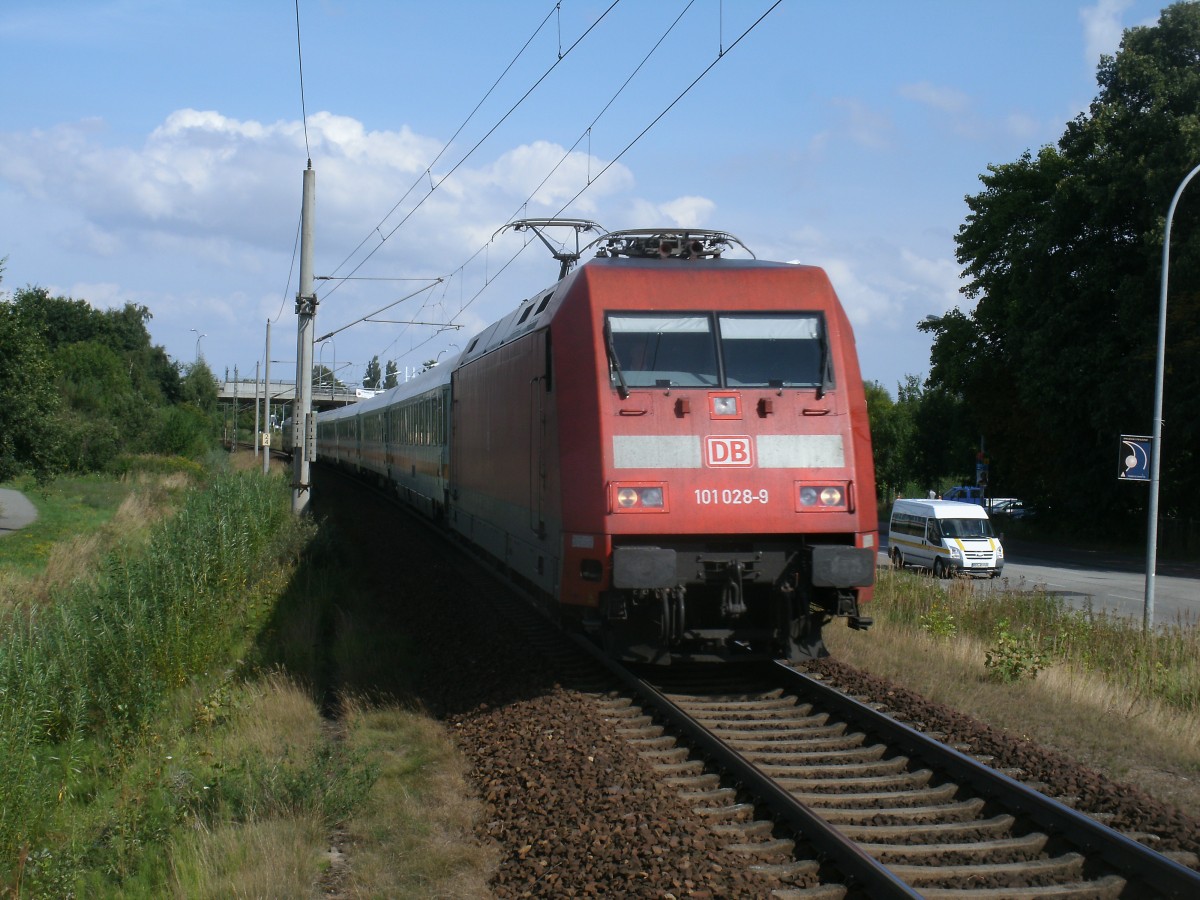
[0,0,1171,394]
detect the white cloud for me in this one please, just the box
[0,110,643,283]
[821,257,898,326]
[809,98,893,155]
[63,281,124,307]
[1002,112,1042,142]
[0,108,662,378]
[623,195,717,228]
[471,140,634,213]
[1080,0,1132,66]
[898,81,970,115]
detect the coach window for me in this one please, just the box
[606,314,719,388]
[718,314,825,388]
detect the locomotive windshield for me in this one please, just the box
[608,315,719,386]
[607,312,826,389]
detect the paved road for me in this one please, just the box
[0,488,38,537]
[881,533,1200,629]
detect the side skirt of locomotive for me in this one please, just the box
[591,540,875,664]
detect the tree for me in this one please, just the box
[181,359,220,412]
[313,365,343,389]
[0,282,64,483]
[384,360,399,389]
[864,380,912,500]
[0,281,215,471]
[363,355,382,390]
[927,2,1200,528]
[865,376,977,501]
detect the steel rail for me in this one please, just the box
[774,660,1200,898]
[568,637,923,898]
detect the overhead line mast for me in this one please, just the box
[292,162,317,515]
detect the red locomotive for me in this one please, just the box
[317,226,877,663]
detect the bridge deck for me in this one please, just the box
[217,381,367,407]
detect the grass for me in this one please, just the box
[873,567,1200,712]
[826,566,1200,814]
[164,674,372,899]
[333,699,498,897]
[0,473,135,576]
[0,467,302,893]
[0,457,495,897]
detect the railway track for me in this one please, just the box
[594,658,1200,898]
[322,469,1200,896]
[471,563,1200,896]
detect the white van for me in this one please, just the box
[888,499,1004,578]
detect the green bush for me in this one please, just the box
[984,618,1047,682]
[152,404,220,459]
[919,602,957,640]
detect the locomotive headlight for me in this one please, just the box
[639,486,664,507]
[820,487,843,506]
[712,395,739,416]
[795,481,851,511]
[611,482,669,512]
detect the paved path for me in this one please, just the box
[0,488,38,537]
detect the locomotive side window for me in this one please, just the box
[718,314,825,387]
[607,315,719,387]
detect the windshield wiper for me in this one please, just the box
[604,321,630,399]
[816,329,829,399]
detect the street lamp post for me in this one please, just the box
[189,328,206,361]
[318,339,336,394]
[1144,160,1200,631]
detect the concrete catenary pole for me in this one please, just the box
[292,163,317,515]
[262,319,272,476]
[253,360,261,459]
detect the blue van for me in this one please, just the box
[942,485,983,505]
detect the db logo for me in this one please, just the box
[704,436,754,467]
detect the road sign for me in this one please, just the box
[1119,435,1152,481]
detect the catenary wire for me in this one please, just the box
[508,0,698,241]
[274,210,303,323]
[547,1,782,219]
[294,0,311,164]
[354,0,695,364]
[318,1,622,304]
[324,2,562,286]
[376,1,780,369]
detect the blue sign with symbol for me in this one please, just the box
[1118,435,1152,481]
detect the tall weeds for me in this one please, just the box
[0,469,297,892]
[874,567,1200,712]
